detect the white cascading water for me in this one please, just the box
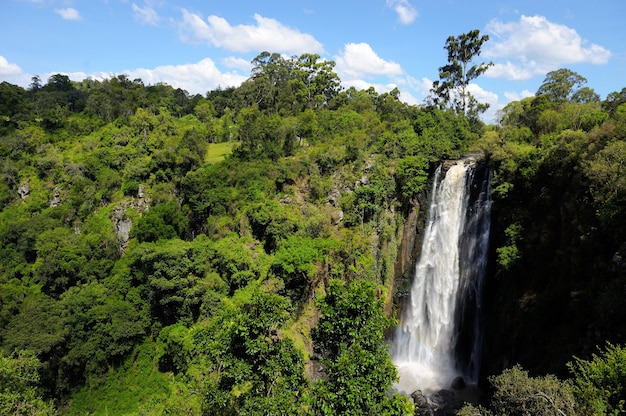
[391,160,491,394]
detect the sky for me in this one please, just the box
[1,0,624,123]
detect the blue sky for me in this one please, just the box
[1,0,624,122]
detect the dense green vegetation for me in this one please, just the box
[1,31,625,415]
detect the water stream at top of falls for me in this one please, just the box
[391,160,491,395]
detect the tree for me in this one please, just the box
[311,279,413,415]
[568,343,626,415]
[536,68,589,103]
[602,87,626,114]
[429,30,493,117]
[194,286,309,415]
[0,350,57,415]
[396,155,429,201]
[123,237,225,325]
[58,282,147,387]
[458,365,579,416]
[584,139,626,225]
[0,82,29,129]
[132,200,189,242]
[292,53,341,111]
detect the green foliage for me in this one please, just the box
[247,199,299,252]
[272,236,337,302]
[311,279,413,415]
[124,237,225,325]
[33,226,118,296]
[568,343,626,415]
[1,55,625,416]
[59,282,147,386]
[482,69,626,390]
[211,234,268,294]
[536,68,590,103]
[0,350,57,415]
[194,285,309,415]
[484,365,578,416]
[2,293,66,357]
[66,340,201,415]
[584,139,626,225]
[132,200,189,242]
[496,223,522,270]
[396,155,429,200]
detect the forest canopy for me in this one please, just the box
[1,34,625,415]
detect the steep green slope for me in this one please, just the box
[1,62,625,415]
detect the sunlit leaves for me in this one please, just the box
[311,279,412,415]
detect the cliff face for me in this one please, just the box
[479,161,626,382]
[392,200,421,315]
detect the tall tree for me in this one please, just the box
[536,68,589,103]
[429,29,493,117]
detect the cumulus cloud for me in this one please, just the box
[125,58,248,94]
[0,56,23,77]
[468,83,499,107]
[132,3,160,26]
[21,58,247,96]
[503,89,535,102]
[55,7,81,20]
[221,56,253,73]
[466,83,501,123]
[334,44,427,107]
[335,43,403,80]
[398,90,419,106]
[177,10,324,55]
[0,56,32,87]
[404,76,433,100]
[484,15,612,80]
[386,0,418,25]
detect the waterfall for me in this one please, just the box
[391,159,491,394]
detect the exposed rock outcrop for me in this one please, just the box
[412,389,465,416]
[18,181,30,200]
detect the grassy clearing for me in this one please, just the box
[205,141,239,164]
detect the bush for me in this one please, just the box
[488,365,578,416]
[568,343,626,415]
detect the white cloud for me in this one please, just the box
[55,7,81,20]
[503,89,534,102]
[335,43,403,79]
[468,83,499,108]
[132,3,160,26]
[177,10,324,55]
[125,58,248,95]
[403,75,433,99]
[486,61,536,81]
[334,47,424,108]
[484,15,612,80]
[386,0,418,25]
[0,56,32,87]
[442,83,499,123]
[398,90,418,106]
[221,56,253,73]
[0,56,23,77]
[23,58,247,96]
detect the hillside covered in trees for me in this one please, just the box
[1,43,626,415]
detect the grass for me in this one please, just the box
[205,141,239,164]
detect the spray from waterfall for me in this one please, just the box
[391,159,491,394]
